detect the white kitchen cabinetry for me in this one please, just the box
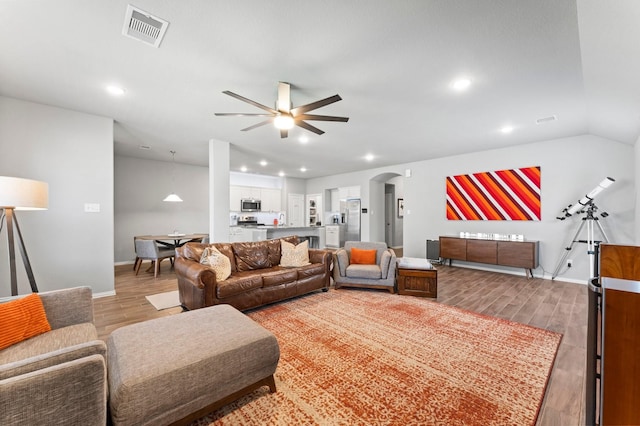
[230,186,281,212]
[260,188,281,212]
[229,227,245,242]
[325,225,340,248]
[338,186,360,201]
[229,227,267,242]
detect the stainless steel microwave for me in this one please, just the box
[241,199,261,212]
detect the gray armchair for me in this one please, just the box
[0,287,107,425]
[134,238,175,278]
[333,241,397,293]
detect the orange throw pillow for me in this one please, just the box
[0,293,51,351]
[350,247,377,265]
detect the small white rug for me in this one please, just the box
[145,290,180,310]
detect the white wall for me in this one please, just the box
[114,155,209,263]
[0,96,114,297]
[308,135,635,283]
[635,133,640,243]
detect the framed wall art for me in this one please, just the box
[446,166,541,221]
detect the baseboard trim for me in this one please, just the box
[93,290,116,298]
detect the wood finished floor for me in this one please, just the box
[95,260,587,425]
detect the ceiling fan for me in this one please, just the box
[215,82,349,138]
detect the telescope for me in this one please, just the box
[557,177,615,220]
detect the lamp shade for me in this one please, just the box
[163,193,183,202]
[0,176,48,210]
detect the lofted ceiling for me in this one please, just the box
[1,1,639,178]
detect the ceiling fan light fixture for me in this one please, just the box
[274,114,294,130]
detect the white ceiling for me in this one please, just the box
[1,1,639,178]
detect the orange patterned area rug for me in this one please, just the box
[192,289,562,426]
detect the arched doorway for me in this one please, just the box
[369,172,403,250]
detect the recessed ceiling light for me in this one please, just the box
[365,153,375,162]
[300,167,307,172]
[451,78,472,91]
[278,171,285,177]
[500,126,514,134]
[260,160,268,166]
[106,85,126,96]
[240,166,247,172]
[299,135,309,144]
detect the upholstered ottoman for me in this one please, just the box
[107,304,279,426]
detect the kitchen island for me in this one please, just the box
[258,225,325,248]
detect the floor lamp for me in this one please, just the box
[0,176,48,296]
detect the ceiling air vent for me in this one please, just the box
[535,115,558,125]
[122,5,169,48]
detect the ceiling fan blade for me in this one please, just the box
[280,129,288,138]
[214,113,276,117]
[295,120,325,135]
[277,82,291,113]
[241,119,273,131]
[291,94,342,116]
[298,114,349,122]
[222,91,278,114]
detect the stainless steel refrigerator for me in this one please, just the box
[345,198,361,242]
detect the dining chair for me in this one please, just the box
[134,239,175,278]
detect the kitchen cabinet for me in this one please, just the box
[260,188,281,211]
[325,225,340,248]
[229,185,281,212]
[338,186,360,200]
[229,227,267,242]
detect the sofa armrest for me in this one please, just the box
[334,249,349,277]
[38,286,94,329]
[0,340,107,381]
[0,355,107,426]
[380,249,397,279]
[174,258,217,290]
[308,248,331,265]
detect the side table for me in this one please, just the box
[396,257,437,298]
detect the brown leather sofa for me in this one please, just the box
[175,236,332,311]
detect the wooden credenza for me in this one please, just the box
[439,236,539,277]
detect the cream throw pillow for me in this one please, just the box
[280,240,311,267]
[200,246,231,281]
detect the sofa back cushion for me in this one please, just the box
[233,241,270,272]
[178,242,236,272]
[0,293,52,351]
[266,235,299,266]
[211,243,237,273]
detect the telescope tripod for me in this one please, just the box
[552,202,609,280]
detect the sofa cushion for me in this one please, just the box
[297,262,327,279]
[280,240,310,268]
[0,323,98,365]
[200,247,232,281]
[265,236,298,267]
[346,264,382,280]
[261,268,298,288]
[233,241,270,272]
[180,243,206,262]
[217,273,263,299]
[0,293,51,351]
[211,243,237,273]
[350,247,377,265]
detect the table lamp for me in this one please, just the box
[0,176,49,295]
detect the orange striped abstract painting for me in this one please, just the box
[446,166,541,220]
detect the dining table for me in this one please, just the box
[135,233,208,249]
